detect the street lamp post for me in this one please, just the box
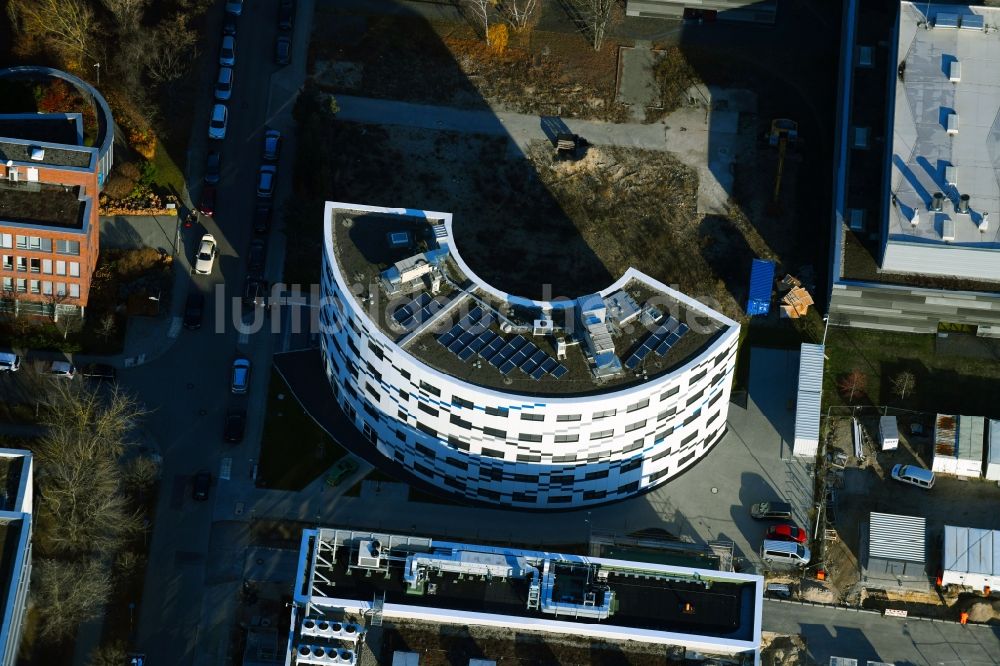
[821,314,831,347]
[94,62,100,86]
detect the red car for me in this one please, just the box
[198,185,217,217]
[765,524,807,544]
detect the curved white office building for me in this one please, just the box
[319,202,740,508]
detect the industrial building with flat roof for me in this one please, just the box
[320,202,740,508]
[829,2,1000,336]
[288,528,764,665]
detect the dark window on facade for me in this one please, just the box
[482,466,504,481]
[346,337,360,357]
[677,450,697,467]
[394,451,405,462]
[398,389,409,402]
[593,409,616,419]
[513,473,538,483]
[681,430,699,446]
[557,414,581,422]
[627,398,649,413]
[397,409,408,421]
[520,413,544,422]
[585,469,609,480]
[478,488,501,501]
[394,430,406,442]
[452,396,474,409]
[550,474,575,484]
[547,495,572,504]
[518,433,543,443]
[516,454,541,463]
[348,318,361,336]
[625,419,646,433]
[554,434,579,443]
[367,341,384,359]
[709,390,723,407]
[483,427,506,439]
[448,436,470,451]
[583,489,607,501]
[419,381,441,397]
[590,429,613,440]
[416,422,437,438]
[623,439,643,454]
[481,447,505,459]
[553,453,577,463]
[651,448,669,462]
[485,406,509,418]
[345,384,358,400]
[365,383,380,401]
[655,426,675,442]
[617,481,640,494]
[686,389,705,407]
[399,368,411,380]
[444,476,465,490]
[450,414,472,430]
[649,468,669,482]
[512,492,536,503]
[413,462,435,477]
[415,442,437,459]
[365,363,381,384]
[446,457,469,471]
[660,386,680,401]
[621,458,642,473]
[690,369,707,385]
[363,403,380,421]
[684,408,702,427]
[417,402,439,417]
[658,406,676,421]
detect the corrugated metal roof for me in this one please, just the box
[959,415,986,462]
[870,512,926,563]
[944,525,1000,577]
[794,343,824,446]
[880,415,899,440]
[989,420,1000,465]
[746,259,775,316]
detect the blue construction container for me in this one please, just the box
[746,259,776,316]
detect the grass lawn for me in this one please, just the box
[823,327,1000,416]
[257,370,347,490]
[149,140,187,199]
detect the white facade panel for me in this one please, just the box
[319,203,740,508]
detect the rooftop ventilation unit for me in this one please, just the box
[848,208,865,231]
[949,60,962,82]
[857,46,873,68]
[947,113,959,135]
[981,212,990,232]
[532,319,553,336]
[910,211,920,227]
[942,218,956,241]
[300,619,363,642]
[931,192,945,212]
[961,14,985,31]
[934,13,959,28]
[29,146,44,161]
[958,194,970,214]
[295,645,356,664]
[945,165,958,187]
[357,540,383,569]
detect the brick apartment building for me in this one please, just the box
[0,68,114,319]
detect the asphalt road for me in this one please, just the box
[130,0,304,662]
[764,600,1000,665]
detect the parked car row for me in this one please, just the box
[0,351,116,382]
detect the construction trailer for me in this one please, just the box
[942,525,1000,592]
[793,343,824,458]
[933,414,985,478]
[879,416,899,451]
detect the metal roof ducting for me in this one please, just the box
[945,165,958,186]
[949,60,962,83]
[961,14,985,31]
[947,112,960,135]
[942,218,956,241]
[934,13,959,29]
[869,512,926,564]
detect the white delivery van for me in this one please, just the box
[761,539,811,567]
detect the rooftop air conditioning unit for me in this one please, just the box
[949,60,962,82]
[947,112,959,135]
[357,540,382,569]
[533,319,553,336]
[942,218,956,241]
[29,146,44,161]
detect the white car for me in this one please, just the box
[256,165,277,198]
[220,35,236,67]
[47,361,76,379]
[0,352,20,372]
[225,0,243,15]
[208,104,228,140]
[215,67,234,101]
[194,234,218,275]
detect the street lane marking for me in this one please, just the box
[167,317,182,339]
[220,458,232,481]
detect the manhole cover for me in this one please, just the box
[711,487,719,494]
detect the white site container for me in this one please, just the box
[880,416,899,451]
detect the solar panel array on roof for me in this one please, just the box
[438,311,568,380]
[624,317,688,370]
[392,292,441,332]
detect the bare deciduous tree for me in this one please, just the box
[87,642,129,666]
[465,0,497,44]
[6,0,97,69]
[891,371,917,401]
[101,0,148,31]
[571,0,615,51]
[145,14,198,83]
[837,369,868,404]
[33,558,113,641]
[498,0,537,29]
[96,313,118,342]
